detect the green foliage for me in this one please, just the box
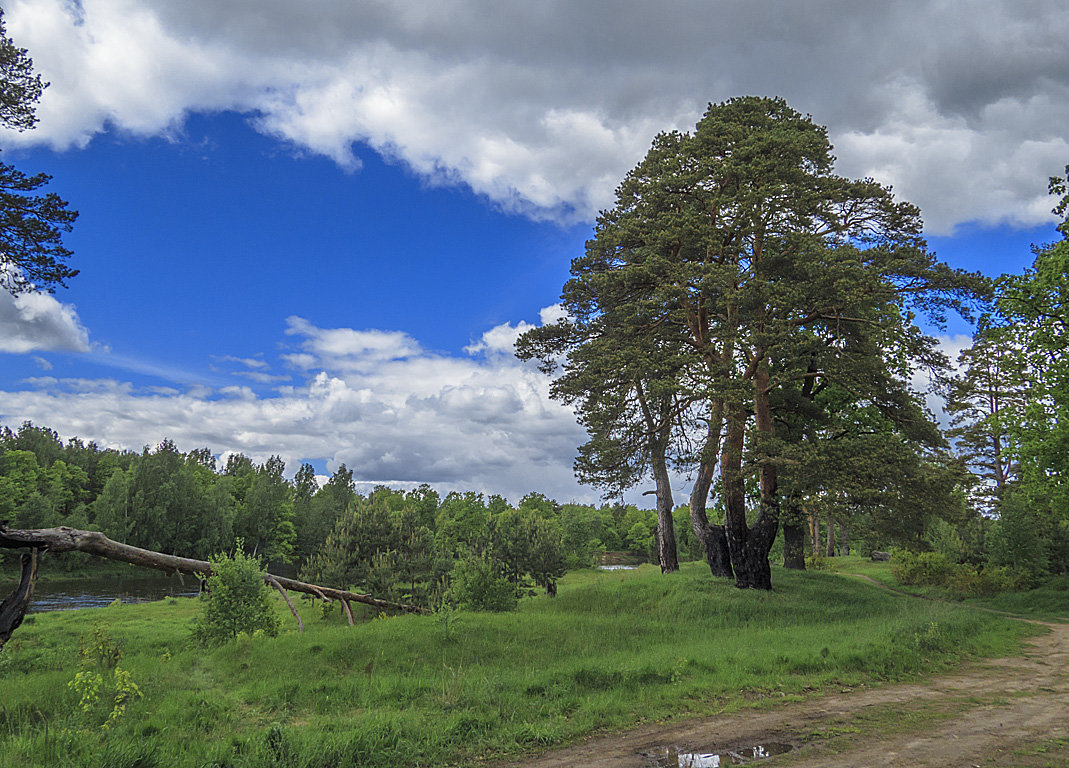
[444,553,518,612]
[522,516,568,595]
[234,455,296,563]
[892,549,1025,597]
[77,622,123,669]
[434,491,490,556]
[622,506,657,559]
[944,321,1025,515]
[925,516,987,567]
[987,492,1051,585]
[0,11,78,294]
[65,622,142,731]
[518,96,983,588]
[805,554,832,571]
[892,550,956,586]
[558,503,623,566]
[125,440,233,559]
[303,496,400,591]
[192,547,279,646]
[986,168,1069,570]
[671,504,702,561]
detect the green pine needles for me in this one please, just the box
[192,544,279,646]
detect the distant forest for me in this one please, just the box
[0,420,702,603]
[0,418,975,602]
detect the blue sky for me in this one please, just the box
[1,1,1066,502]
[3,112,583,386]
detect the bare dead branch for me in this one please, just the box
[266,575,303,634]
[0,525,430,627]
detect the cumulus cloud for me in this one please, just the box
[465,319,535,356]
[0,310,592,502]
[466,305,567,356]
[0,289,91,354]
[4,0,1067,231]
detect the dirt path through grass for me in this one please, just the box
[504,578,1069,768]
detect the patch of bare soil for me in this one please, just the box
[501,578,1068,768]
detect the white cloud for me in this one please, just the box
[0,309,592,502]
[4,0,1068,231]
[0,289,91,353]
[538,304,567,326]
[284,316,423,370]
[464,319,535,356]
[215,355,269,369]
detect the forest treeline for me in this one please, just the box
[0,421,711,606]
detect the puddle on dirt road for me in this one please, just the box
[649,742,794,767]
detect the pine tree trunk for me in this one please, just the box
[688,452,733,579]
[781,496,806,570]
[721,403,752,585]
[783,522,806,569]
[825,514,835,557]
[652,446,678,574]
[722,376,777,591]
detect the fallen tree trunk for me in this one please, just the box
[0,549,38,652]
[0,525,428,647]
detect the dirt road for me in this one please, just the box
[504,581,1068,768]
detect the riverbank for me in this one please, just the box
[0,550,142,584]
[0,561,1034,768]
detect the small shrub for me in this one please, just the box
[805,554,831,571]
[78,622,123,669]
[67,667,142,729]
[445,553,518,612]
[106,667,143,729]
[192,546,280,646]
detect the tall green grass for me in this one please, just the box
[0,562,1034,768]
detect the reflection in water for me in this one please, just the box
[653,743,795,767]
[11,574,201,613]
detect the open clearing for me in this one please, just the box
[1,562,1061,767]
[506,578,1069,768]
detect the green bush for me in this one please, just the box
[891,550,954,586]
[892,549,1027,597]
[445,553,518,612]
[192,547,280,646]
[805,554,832,571]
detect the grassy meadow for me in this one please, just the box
[0,562,1036,768]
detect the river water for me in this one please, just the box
[1,573,200,613]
